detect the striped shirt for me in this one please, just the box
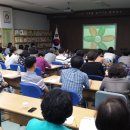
[60,68,89,100]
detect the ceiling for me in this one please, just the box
[0,0,130,14]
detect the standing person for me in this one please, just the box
[4,42,12,55]
[26,89,73,130]
[5,47,19,69]
[95,97,130,130]
[36,52,51,73]
[60,56,89,107]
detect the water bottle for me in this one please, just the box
[17,66,21,75]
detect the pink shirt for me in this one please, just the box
[36,57,51,72]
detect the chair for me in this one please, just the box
[68,91,80,106]
[35,67,42,76]
[88,75,104,81]
[95,91,127,109]
[20,82,43,98]
[10,64,25,72]
[0,62,6,69]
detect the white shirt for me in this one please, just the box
[5,54,19,69]
[104,52,116,62]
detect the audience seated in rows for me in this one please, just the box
[81,50,105,76]
[44,48,56,64]
[5,47,19,69]
[95,97,130,130]
[36,52,51,73]
[21,56,48,92]
[60,56,89,107]
[100,63,130,95]
[26,89,72,130]
[118,50,130,67]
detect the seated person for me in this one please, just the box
[95,49,104,64]
[5,47,19,69]
[21,56,48,92]
[36,52,51,73]
[118,50,130,67]
[104,47,116,63]
[44,48,56,64]
[26,89,72,130]
[29,43,38,54]
[81,50,105,77]
[95,97,130,130]
[76,49,85,58]
[100,63,130,94]
[0,47,5,62]
[18,50,30,66]
[16,45,24,55]
[4,42,12,55]
[60,56,89,104]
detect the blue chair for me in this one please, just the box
[0,62,6,69]
[52,61,63,65]
[35,67,42,76]
[20,82,43,98]
[88,75,104,81]
[68,91,80,106]
[10,64,25,72]
[95,91,127,109]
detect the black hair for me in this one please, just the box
[7,42,12,48]
[108,47,114,53]
[95,97,130,130]
[87,50,97,61]
[0,47,3,53]
[59,49,64,54]
[19,45,24,50]
[9,47,16,57]
[41,89,72,124]
[38,52,44,57]
[24,45,29,50]
[71,56,84,69]
[76,50,85,57]
[108,63,127,78]
[25,56,36,69]
[97,49,104,56]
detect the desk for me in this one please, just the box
[43,75,102,91]
[0,92,96,129]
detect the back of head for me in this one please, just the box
[96,97,130,130]
[38,52,44,57]
[108,63,127,78]
[87,50,97,61]
[76,50,85,57]
[25,56,36,69]
[108,47,114,53]
[19,45,24,50]
[97,49,104,56]
[71,56,84,69]
[7,42,12,48]
[41,89,72,124]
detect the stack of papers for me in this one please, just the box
[79,117,97,130]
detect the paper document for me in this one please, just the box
[79,117,97,130]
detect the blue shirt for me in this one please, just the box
[26,119,71,130]
[60,68,89,100]
[21,71,46,90]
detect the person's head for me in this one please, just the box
[71,56,84,69]
[41,89,72,124]
[0,47,3,53]
[59,49,64,54]
[9,46,16,57]
[108,47,114,53]
[31,43,35,47]
[95,97,130,130]
[25,56,36,71]
[87,50,97,61]
[24,45,29,50]
[96,49,104,56]
[20,50,30,58]
[76,50,85,58]
[108,63,127,78]
[38,52,44,57]
[7,42,12,48]
[19,45,24,50]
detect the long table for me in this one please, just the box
[0,92,96,129]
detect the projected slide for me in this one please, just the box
[83,24,116,50]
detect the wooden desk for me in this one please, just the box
[0,92,96,129]
[43,75,101,91]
